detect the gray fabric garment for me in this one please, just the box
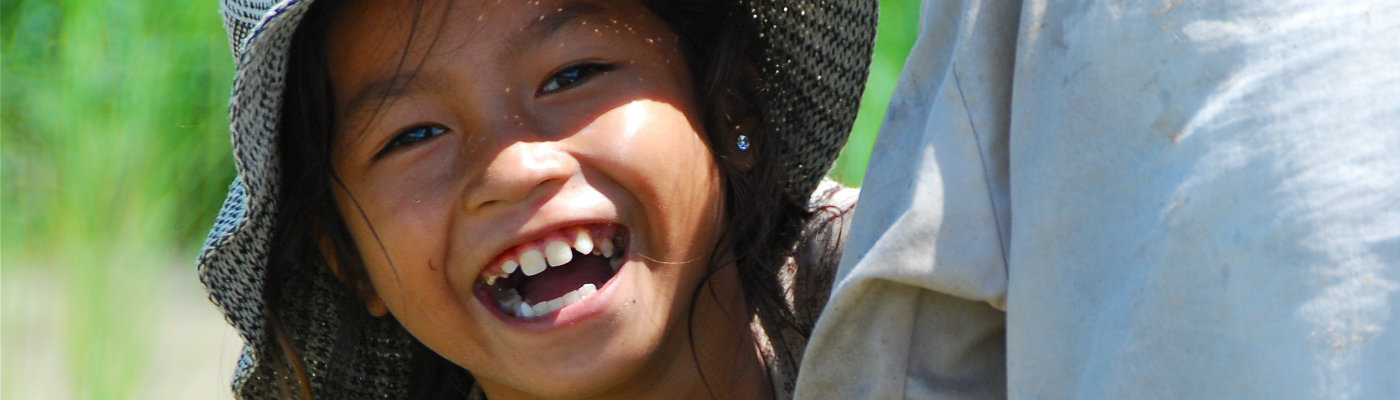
[797,0,1400,399]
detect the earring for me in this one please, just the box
[736,135,750,151]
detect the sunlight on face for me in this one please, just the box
[623,100,648,138]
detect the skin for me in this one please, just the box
[322,0,771,398]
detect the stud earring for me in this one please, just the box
[736,135,750,151]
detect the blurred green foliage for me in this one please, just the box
[2,0,235,398]
[0,0,917,398]
[833,0,920,185]
[2,1,236,259]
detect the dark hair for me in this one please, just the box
[262,0,845,398]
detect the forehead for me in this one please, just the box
[325,0,652,77]
[323,0,671,116]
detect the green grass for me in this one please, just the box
[0,0,917,398]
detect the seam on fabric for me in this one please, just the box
[952,64,1011,268]
[901,285,920,399]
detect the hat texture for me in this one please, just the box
[199,0,875,397]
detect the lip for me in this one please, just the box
[472,249,629,332]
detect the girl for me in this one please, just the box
[200,0,874,398]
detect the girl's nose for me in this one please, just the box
[464,140,576,213]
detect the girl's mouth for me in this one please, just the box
[475,224,628,319]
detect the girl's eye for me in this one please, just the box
[378,124,446,157]
[538,63,614,95]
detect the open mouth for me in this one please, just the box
[476,224,628,319]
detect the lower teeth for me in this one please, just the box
[503,283,599,318]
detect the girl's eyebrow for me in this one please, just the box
[342,75,423,126]
[341,3,604,125]
[505,3,606,55]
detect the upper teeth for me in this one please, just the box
[598,238,615,258]
[519,248,548,276]
[502,259,519,275]
[480,226,625,284]
[545,240,573,267]
[572,227,594,255]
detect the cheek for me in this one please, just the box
[333,137,473,257]
[358,136,469,209]
[330,167,462,313]
[586,100,724,258]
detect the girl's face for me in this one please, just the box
[323,0,737,397]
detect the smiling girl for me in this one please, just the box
[199,0,873,398]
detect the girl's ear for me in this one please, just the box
[318,232,389,317]
[717,118,758,171]
[725,129,756,170]
[710,82,761,171]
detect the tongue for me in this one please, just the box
[518,253,613,304]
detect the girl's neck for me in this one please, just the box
[609,262,773,400]
[673,262,775,400]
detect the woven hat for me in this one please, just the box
[200,0,875,397]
